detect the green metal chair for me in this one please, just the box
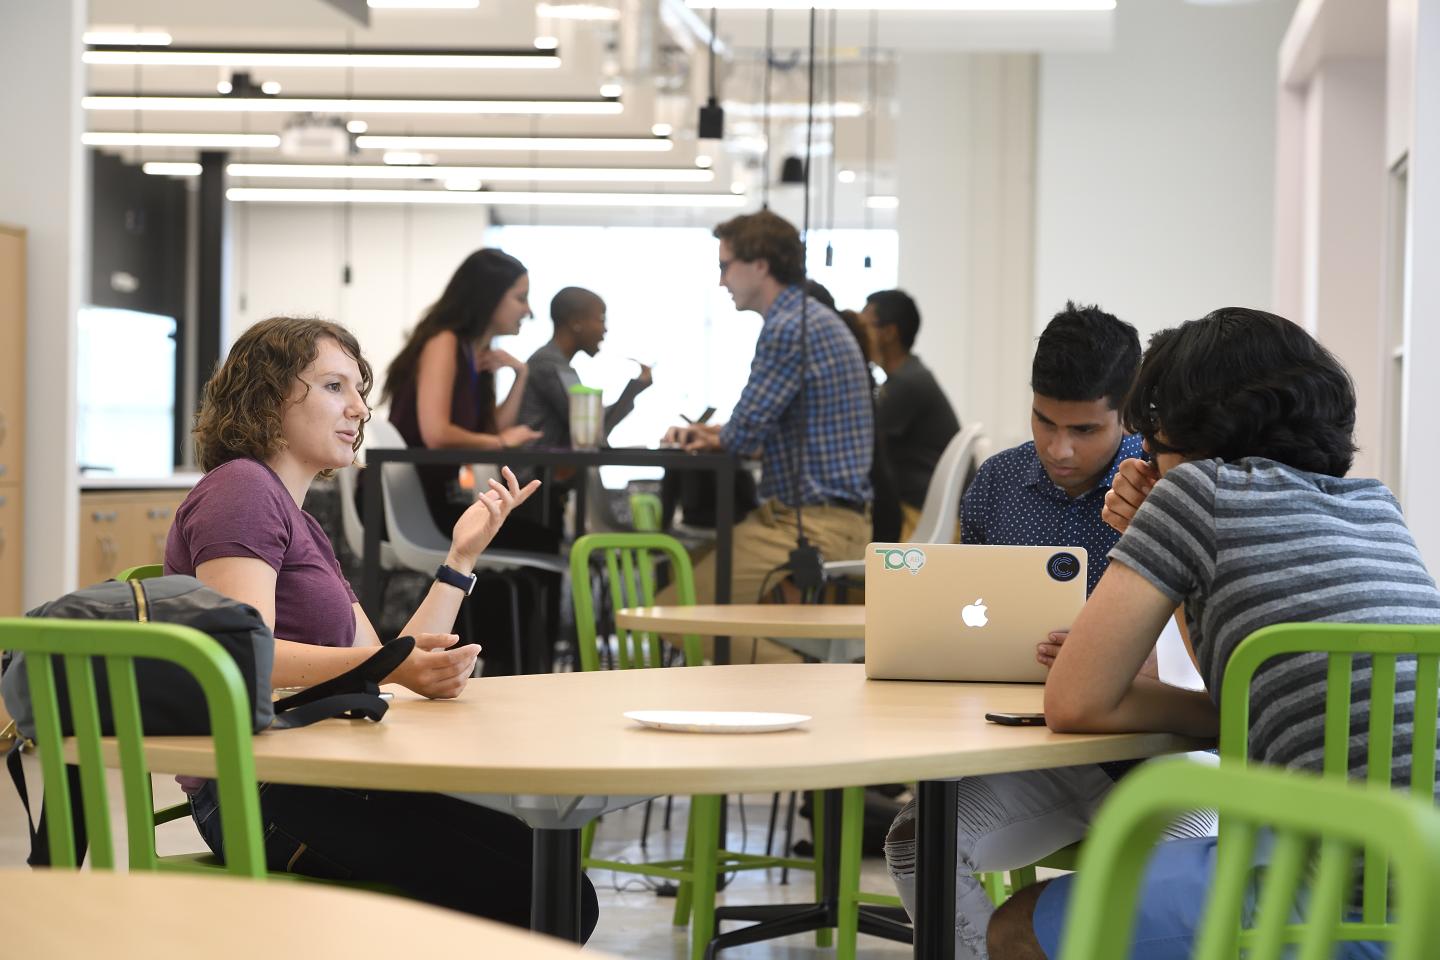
[114,563,164,582]
[570,532,810,960]
[1219,622,1440,945]
[628,492,664,533]
[0,616,265,877]
[1059,761,1440,960]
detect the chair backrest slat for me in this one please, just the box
[1243,831,1311,960]
[1191,817,1255,960]
[105,654,159,871]
[1296,837,1356,960]
[61,652,115,869]
[25,652,78,867]
[1322,653,1352,778]
[1412,653,1440,801]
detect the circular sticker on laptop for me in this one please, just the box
[1047,551,1081,583]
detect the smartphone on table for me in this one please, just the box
[984,712,1046,727]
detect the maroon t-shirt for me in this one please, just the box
[165,458,357,648]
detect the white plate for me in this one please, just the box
[623,710,811,734]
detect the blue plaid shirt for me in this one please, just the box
[720,285,874,507]
[960,434,1145,596]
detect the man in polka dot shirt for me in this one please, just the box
[882,302,1215,960]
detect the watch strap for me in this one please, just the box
[434,563,477,596]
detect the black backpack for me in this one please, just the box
[1,574,411,866]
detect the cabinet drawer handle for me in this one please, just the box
[0,464,7,479]
[0,495,6,508]
[147,508,170,520]
[93,511,118,522]
[0,412,7,445]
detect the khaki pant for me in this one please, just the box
[662,500,871,663]
[899,501,961,543]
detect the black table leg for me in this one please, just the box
[532,827,582,942]
[361,457,383,617]
[914,781,958,960]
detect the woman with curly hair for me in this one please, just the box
[166,315,598,935]
[986,308,1440,960]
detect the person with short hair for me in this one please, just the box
[518,286,651,449]
[860,289,961,538]
[167,315,599,936]
[883,302,1215,960]
[986,308,1440,960]
[662,210,874,660]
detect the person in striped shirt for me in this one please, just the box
[988,307,1440,960]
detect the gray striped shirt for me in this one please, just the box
[1109,458,1440,791]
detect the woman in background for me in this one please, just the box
[382,248,560,675]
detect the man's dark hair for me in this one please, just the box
[805,280,836,310]
[865,289,921,351]
[551,286,604,330]
[712,210,805,285]
[1122,307,1357,477]
[1030,301,1141,408]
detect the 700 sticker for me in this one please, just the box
[875,547,926,575]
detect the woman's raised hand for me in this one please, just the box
[447,465,541,569]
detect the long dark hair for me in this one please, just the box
[381,247,527,405]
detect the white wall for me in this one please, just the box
[1034,0,1294,350]
[0,0,85,607]
[897,54,1038,452]
[228,203,493,400]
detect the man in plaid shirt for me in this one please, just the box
[664,210,874,662]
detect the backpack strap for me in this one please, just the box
[7,738,88,868]
[269,637,416,730]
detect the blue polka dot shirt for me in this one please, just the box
[960,434,1145,596]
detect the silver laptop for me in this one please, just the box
[864,543,1088,683]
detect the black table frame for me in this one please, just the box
[360,446,740,663]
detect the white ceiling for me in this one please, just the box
[84,0,1115,208]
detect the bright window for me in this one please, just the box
[77,307,177,478]
[485,225,898,484]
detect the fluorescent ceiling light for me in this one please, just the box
[83,131,282,148]
[82,30,171,45]
[866,195,899,209]
[142,162,202,176]
[227,187,746,207]
[356,135,671,152]
[537,3,621,19]
[383,151,433,165]
[228,162,715,182]
[346,120,369,134]
[599,82,624,98]
[83,96,622,116]
[722,100,864,120]
[651,122,673,137]
[444,178,483,191]
[82,46,561,70]
[368,0,480,8]
[534,36,561,50]
[686,0,1112,9]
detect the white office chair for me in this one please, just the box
[363,419,568,672]
[820,421,989,581]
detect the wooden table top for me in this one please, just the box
[99,664,1207,796]
[616,604,865,639]
[6,869,618,959]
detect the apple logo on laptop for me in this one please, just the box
[961,599,989,628]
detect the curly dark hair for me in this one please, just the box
[193,316,373,473]
[1031,301,1141,408]
[382,247,527,407]
[713,210,805,285]
[1122,307,1357,477]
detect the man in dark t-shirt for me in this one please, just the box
[861,290,961,537]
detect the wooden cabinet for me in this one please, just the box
[0,225,24,616]
[76,490,188,586]
[0,485,20,616]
